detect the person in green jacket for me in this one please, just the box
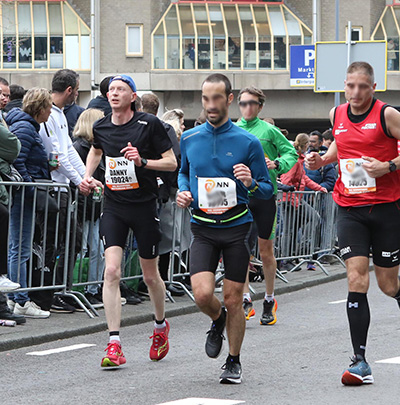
[237,86,298,325]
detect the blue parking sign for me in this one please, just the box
[290,45,315,87]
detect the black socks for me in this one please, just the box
[227,354,240,364]
[213,307,226,331]
[347,292,370,359]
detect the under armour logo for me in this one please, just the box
[348,302,358,309]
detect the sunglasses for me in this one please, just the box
[238,100,262,107]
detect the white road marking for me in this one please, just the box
[157,399,245,405]
[376,356,400,364]
[26,343,96,356]
[329,299,347,304]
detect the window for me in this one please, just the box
[372,6,400,71]
[126,25,143,57]
[152,2,311,71]
[0,1,90,71]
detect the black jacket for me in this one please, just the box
[73,137,105,221]
[87,96,112,116]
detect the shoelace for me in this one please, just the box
[149,331,166,348]
[105,342,120,355]
[206,328,226,341]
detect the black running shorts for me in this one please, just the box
[337,199,400,268]
[189,222,251,283]
[249,196,277,240]
[100,199,161,259]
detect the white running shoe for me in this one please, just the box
[0,275,20,292]
[7,300,15,312]
[14,301,50,319]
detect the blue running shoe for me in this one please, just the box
[341,354,374,385]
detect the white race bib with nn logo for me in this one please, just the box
[198,177,237,215]
[340,158,376,195]
[105,156,139,191]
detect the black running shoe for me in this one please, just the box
[50,296,76,313]
[0,304,26,324]
[220,360,242,384]
[205,307,226,358]
[260,299,277,325]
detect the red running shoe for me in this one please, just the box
[149,320,170,361]
[101,341,126,367]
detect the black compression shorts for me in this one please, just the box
[189,222,251,283]
[337,199,400,268]
[249,196,277,240]
[100,199,161,259]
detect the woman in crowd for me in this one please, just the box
[73,108,105,307]
[6,88,55,318]
[279,133,327,268]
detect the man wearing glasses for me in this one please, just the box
[237,86,297,325]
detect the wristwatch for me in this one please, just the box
[274,159,280,170]
[141,157,148,168]
[388,160,397,172]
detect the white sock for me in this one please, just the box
[265,293,274,302]
[155,321,166,330]
[243,293,251,302]
[109,335,120,343]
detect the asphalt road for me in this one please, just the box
[3,272,400,405]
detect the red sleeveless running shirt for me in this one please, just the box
[333,99,400,207]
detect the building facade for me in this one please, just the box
[1,0,400,131]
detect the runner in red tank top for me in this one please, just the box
[306,62,400,387]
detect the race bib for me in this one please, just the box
[198,177,237,215]
[105,156,139,191]
[340,158,376,195]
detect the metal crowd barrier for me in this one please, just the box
[3,181,344,319]
[274,190,345,274]
[1,181,98,317]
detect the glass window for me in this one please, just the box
[209,5,226,70]
[223,5,241,69]
[382,9,399,71]
[193,5,210,69]
[391,8,400,70]
[126,25,143,56]
[48,3,63,68]
[269,7,287,69]
[153,23,165,69]
[180,5,195,69]
[33,3,48,69]
[239,6,257,69]
[80,21,90,69]
[63,2,79,69]
[3,2,17,68]
[165,6,180,69]
[254,6,271,70]
[373,23,385,41]
[18,2,32,69]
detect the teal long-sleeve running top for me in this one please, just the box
[178,119,274,228]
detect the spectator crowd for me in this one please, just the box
[0,69,337,325]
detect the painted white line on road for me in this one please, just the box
[26,343,96,356]
[329,299,347,304]
[376,356,400,364]
[157,399,245,405]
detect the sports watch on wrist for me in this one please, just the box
[274,159,280,170]
[388,160,397,172]
[141,157,148,168]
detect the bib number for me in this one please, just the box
[340,158,376,195]
[105,156,139,191]
[198,177,237,215]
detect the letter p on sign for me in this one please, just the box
[305,49,315,66]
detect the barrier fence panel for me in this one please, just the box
[3,180,343,320]
[3,181,74,311]
[275,190,344,274]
